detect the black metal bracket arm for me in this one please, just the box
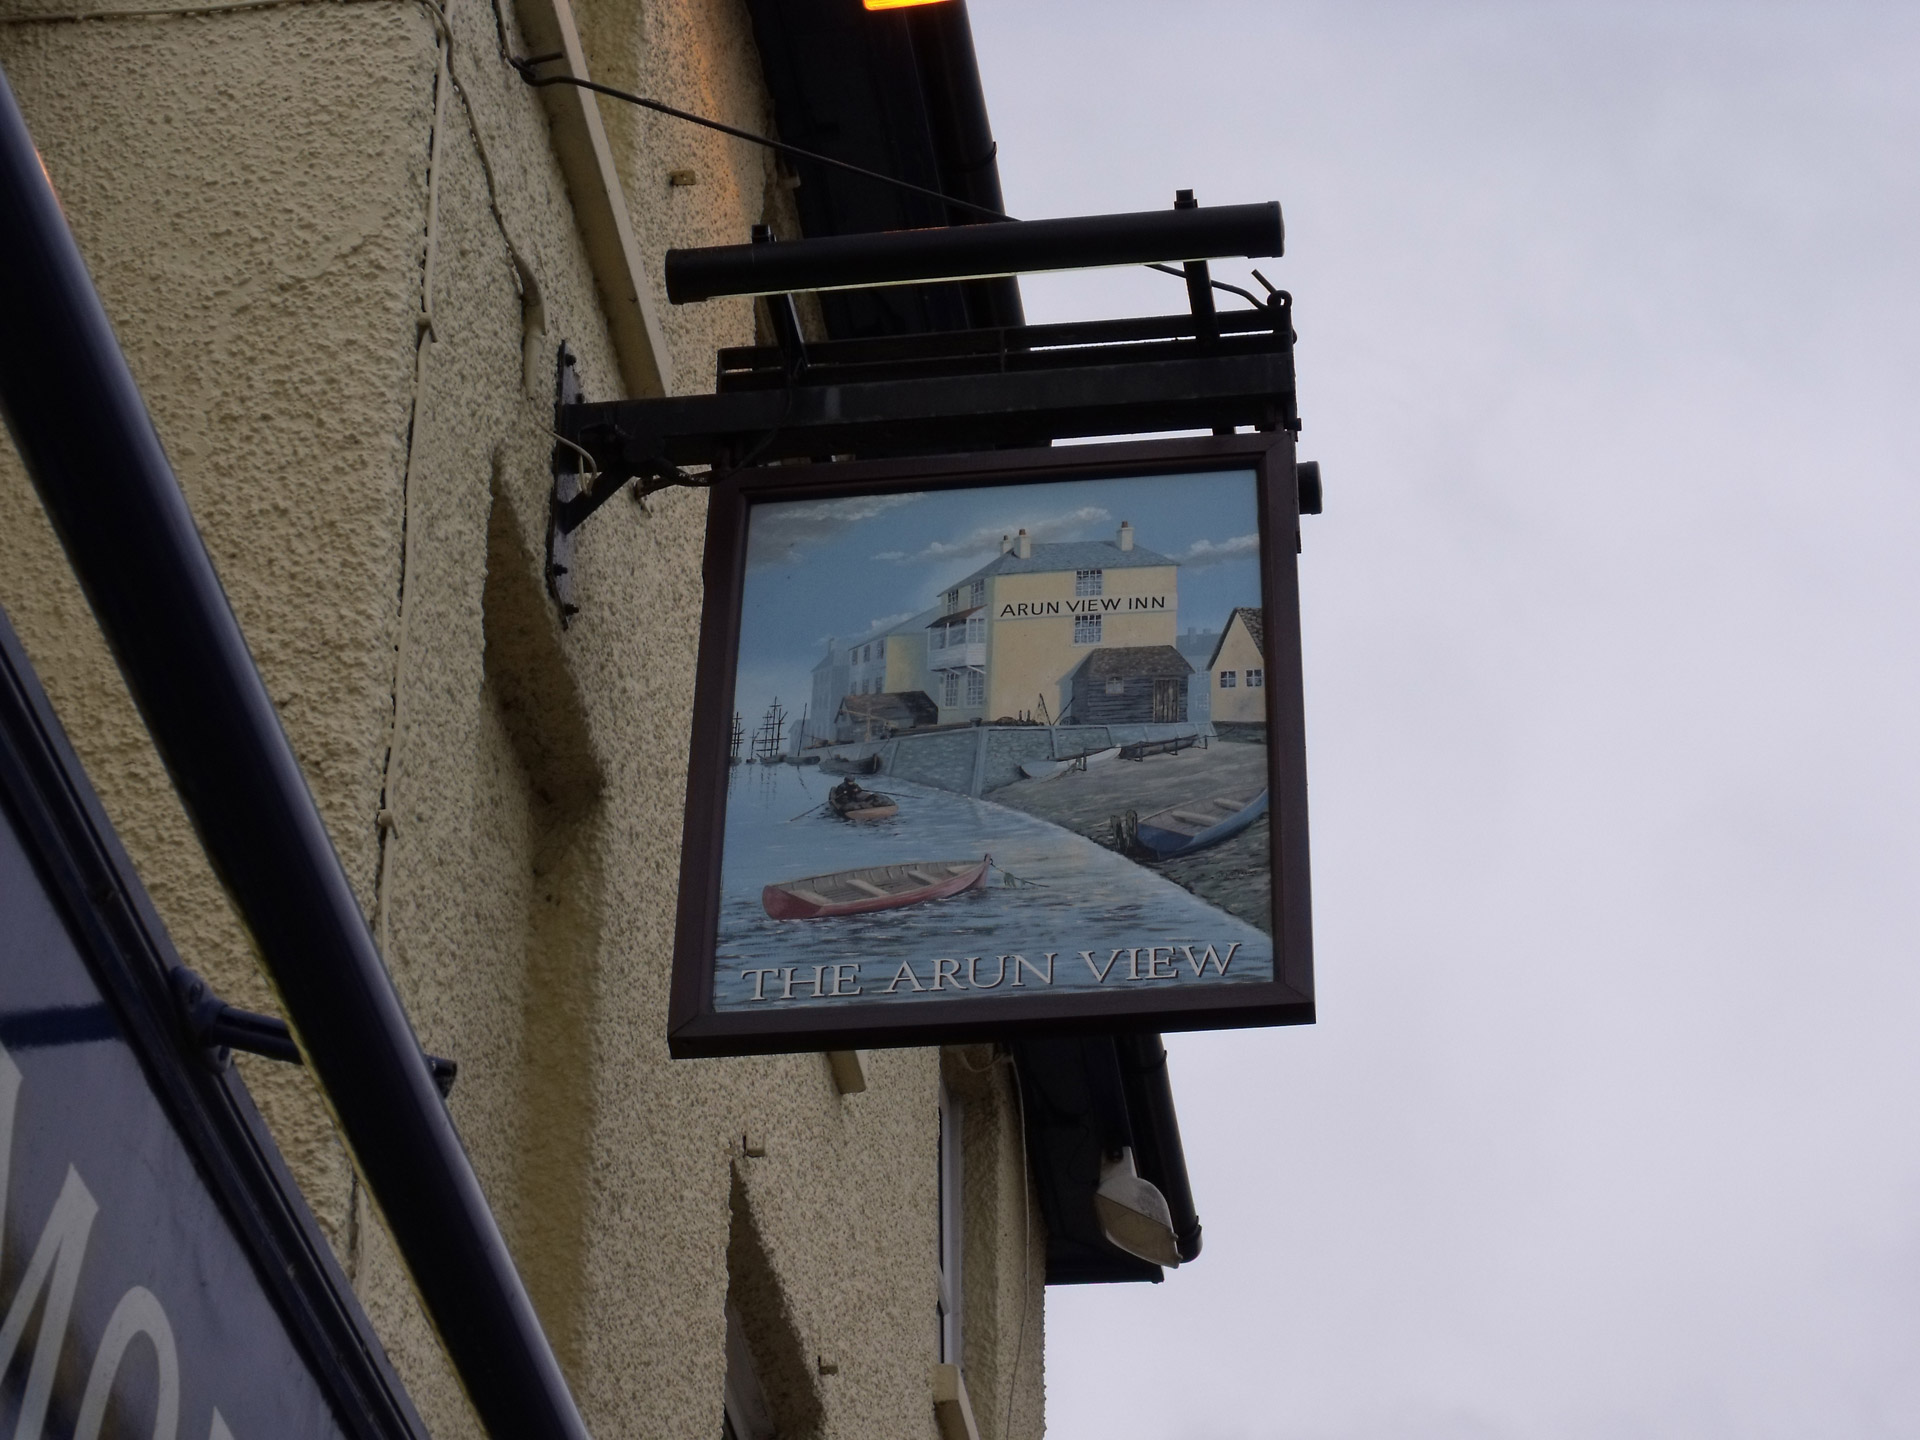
[170,967,457,1098]
[544,300,1322,617]
[545,192,1318,621]
[556,300,1299,477]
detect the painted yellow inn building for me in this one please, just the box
[964,521,1181,723]
[818,522,1197,737]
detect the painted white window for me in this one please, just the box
[965,669,985,706]
[1105,675,1125,696]
[966,616,986,645]
[1219,670,1237,688]
[1075,569,1103,597]
[936,1081,963,1366]
[969,579,986,607]
[1073,614,1102,645]
[931,627,946,652]
[1247,668,1264,688]
[945,587,962,613]
[943,670,962,706]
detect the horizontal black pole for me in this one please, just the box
[665,201,1283,302]
[0,68,589,1440]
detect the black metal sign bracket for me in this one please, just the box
[544,194,1320,621]
[171,967,457,1098]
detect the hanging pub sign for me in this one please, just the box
[0,612,425,1440]
[668,434,1313,1056]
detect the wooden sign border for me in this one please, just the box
[667,433,1313,1057]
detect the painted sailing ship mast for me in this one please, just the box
[729,710,745,766]
[752,699,787,764]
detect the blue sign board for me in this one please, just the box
[0,611,423,1440]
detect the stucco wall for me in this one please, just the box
[0,2,1046,1438]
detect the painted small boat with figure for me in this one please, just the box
[1134,789,1268,860]
[827,780,899,822]
[762,856,992,920]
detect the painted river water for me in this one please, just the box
[714,763,1271,1011]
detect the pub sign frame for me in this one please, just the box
[668,433,1313,1057]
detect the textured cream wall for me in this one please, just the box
[0,2,1046,1438]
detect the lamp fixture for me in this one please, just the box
[1094,1147,1182,1268]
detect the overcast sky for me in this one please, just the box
[967,4,1920,1437]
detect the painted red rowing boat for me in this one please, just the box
[761,856,991,920]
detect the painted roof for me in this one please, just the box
[1069,645,1194,681]
[1205,607,1265,671]
[955,538,1176,585]
[927,606,983,627]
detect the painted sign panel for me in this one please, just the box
[669,436,1313,1056]
[0,613,423,1440]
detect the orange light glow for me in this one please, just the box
[863,0,953,9]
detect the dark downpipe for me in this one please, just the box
[0,68,589,1440]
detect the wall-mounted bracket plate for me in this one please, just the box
[546,342,587,625]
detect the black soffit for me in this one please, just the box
[738,0,1023,335]
[740,0,1199,1286]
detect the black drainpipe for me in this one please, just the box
[0,66,590,1440]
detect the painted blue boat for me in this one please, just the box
[1133,789,1268,860]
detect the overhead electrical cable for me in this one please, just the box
[513,65,1278,308]
[510,59,1016,224]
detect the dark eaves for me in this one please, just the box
[742,0,1200,1285]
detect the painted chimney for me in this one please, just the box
[1015,528,1031,559]
[1118,520,1134,552]
[1000,534,1013,554]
